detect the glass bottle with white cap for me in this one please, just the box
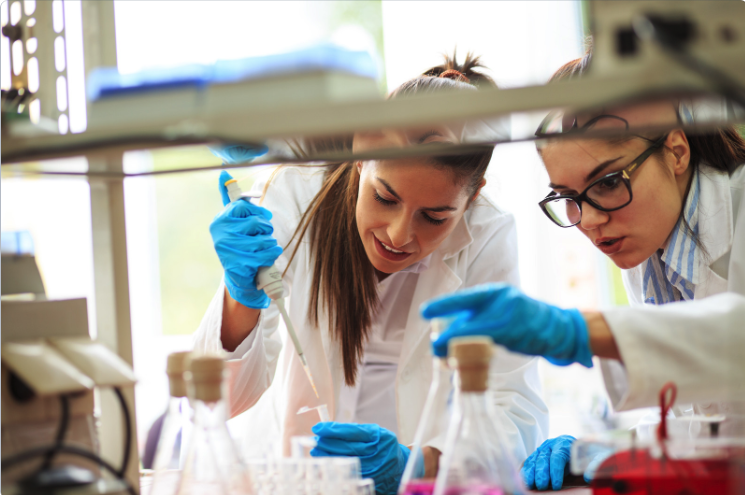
[433,337,524,495]
[178,355,250,495]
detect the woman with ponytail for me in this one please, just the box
[195,53,548,494]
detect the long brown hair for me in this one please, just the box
[281,52,496,385]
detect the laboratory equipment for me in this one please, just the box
[571,382,745,494]
[297,404,331,423]
[179,355,249,495]
[433,337,524,495]
[150,351,192,495]
[291,436,318,459]
[1,339,138,495]
[1,232,46,299]
[246,456,372,495]
[1,249,138,495]
[225,177,320,398]
[399,318,455,495]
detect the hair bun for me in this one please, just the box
[422,50,496,89]
[439,69,470,84]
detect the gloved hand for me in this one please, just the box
[311,422,414,495]
[521,435,576,491]
[210,170,282,309]
[210,144,268,165]
[420,283,593,367]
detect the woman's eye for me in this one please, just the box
[373,191,396,206]
[422,213,446,226]
[596,176,622,190]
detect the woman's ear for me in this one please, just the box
[469,178,487,203]
[668,129,691,176]
[356,161,363,174]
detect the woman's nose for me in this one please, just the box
[387,214,414,248]
[579,202,610,230]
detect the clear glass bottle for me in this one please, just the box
[177,355,250,495]
[433,337,524,495]
[150,351,191,495]
[399,319,455,495]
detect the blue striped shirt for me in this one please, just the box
[642,169,701,305]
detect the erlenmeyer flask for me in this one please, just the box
[433,337,524,495]
[178,355,250,495]
[399,319,454,495]
[151,351,191,495]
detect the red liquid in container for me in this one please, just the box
[402,481,435,495]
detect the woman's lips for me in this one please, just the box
[373,235,413,262]
[595,236,625,255]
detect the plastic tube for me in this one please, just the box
[297,404,330,423]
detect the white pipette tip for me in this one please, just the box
[301,361,320,399]
[298,404,330,423]
[274,298,319,398]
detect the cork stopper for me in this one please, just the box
[448,337,493,392]
[186,355,225,402]
[166,352,191,398]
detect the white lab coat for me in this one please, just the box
[193,166,548,459]
[601,164,745,431]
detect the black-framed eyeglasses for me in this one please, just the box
[538,133,669,228]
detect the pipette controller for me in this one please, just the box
[224,179,320,399]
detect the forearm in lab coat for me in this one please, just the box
[601,292,745,411]
[192,280,284,418]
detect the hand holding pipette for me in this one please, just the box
[219,171,319,398]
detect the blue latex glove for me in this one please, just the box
[521,435,576,491]
[210,144,268,164]
[420,283,593,367]
[311,422,412,495]
[210,170,283,309]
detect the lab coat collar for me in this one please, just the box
[395,209,476,366]
[697,164,734,268]
[398,253,462,377]
[400,254,432,274]
[396,214,476,374]
[438,211,475,260]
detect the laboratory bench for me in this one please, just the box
[3,2,744,493]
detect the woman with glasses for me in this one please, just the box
[420,52,745,491]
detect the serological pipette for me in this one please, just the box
[224,178,320,399]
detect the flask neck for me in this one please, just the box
[456,390,490,418]
[192,397,229,427]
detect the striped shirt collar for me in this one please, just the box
[662,168,702,287]
[642,168,701,304]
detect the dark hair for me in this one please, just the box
[278,52,495,385]
[548,51,745,175]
